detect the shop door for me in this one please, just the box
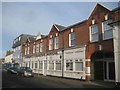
[104,61,115,81]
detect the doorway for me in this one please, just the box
[90,51,115,81]
[104,61,115,81]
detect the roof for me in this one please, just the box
[62,20,87,31]
[12,34,36,48]
[112,6,120,11]
[54,24,66,31]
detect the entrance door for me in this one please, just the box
[43,60,47,76]
[104,61,115,81]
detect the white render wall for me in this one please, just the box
[4,54,13,63]
[24,46,86,80]
[113,23,120,83]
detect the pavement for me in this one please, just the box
[34,73,116,88]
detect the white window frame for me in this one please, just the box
[89,24,99,42]
[49,61,54,70]
[39,61,43,70]
[102,20,113,40]
[75,60,83,71]
[27,46,29,54]
[33,44,36,53]
[69,32,76,47]
[66,60,73,71]
[49,38,53,50]
[25,47,27,55]
[40,42,43,52]
[56,61,61,70]
[36,44,39,53]
[54,36,59,49]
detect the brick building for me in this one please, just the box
[21,3,120,82]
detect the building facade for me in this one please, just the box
[12,34,36,67]
[21,3,120,82]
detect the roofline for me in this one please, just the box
[61,19,87,31]
[87,3,111,20]
[53,24,60,31]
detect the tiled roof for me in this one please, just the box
[54,24,66,31]
[62,20,87,31]
[12,34,36,48]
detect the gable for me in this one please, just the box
[88,3,111,20]
[49,25,59,35]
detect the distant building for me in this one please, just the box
[4,50,13,64]
[12,34,36,67]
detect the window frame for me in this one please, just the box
[89,24,99,42]
[102,20,113,40]
[55,36,59,49]
[69,32,76,47]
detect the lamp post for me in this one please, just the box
[61,32,64,78]
[38,56,40,76]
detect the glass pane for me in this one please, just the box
[66,62,73,71]
[109,62,115,80]
[71,32,75,40]
[71,39,75,46]
[56,63,61,70]
[75,62,83,71]
[91,24,98,34]
[49,63,54,70]
[104,30,113,39]
[92,34,98,42]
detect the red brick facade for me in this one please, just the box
[21,3,120,81]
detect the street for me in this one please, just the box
[2,70,115,88]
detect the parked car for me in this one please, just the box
[17,67,34,77]
[7,67,18,74]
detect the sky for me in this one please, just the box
[1,1,119,58]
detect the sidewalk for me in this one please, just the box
[34,73,115,88]
[89,80,115,88]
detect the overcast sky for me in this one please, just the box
[1,1,119,58]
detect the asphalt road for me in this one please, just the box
[2,70,114,88]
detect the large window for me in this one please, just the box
[33,44,36,53]
[90,24,99,42]
[102,20,113,40]
[75,61,83,71]
[56,61,61,70]
[40,42,43,52]
[25,47,27,55]
[39,61,43,70]
[27,46,29,54]
[36,44,39,53]
[32,61,34,69]
[66,61,73,71]
[55,36,59,49]
[49,61,54,70]
[69,32,76,47]
[35,62,37,69]
[49,38,53,50]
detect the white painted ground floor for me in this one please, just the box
[23,46,115,81]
